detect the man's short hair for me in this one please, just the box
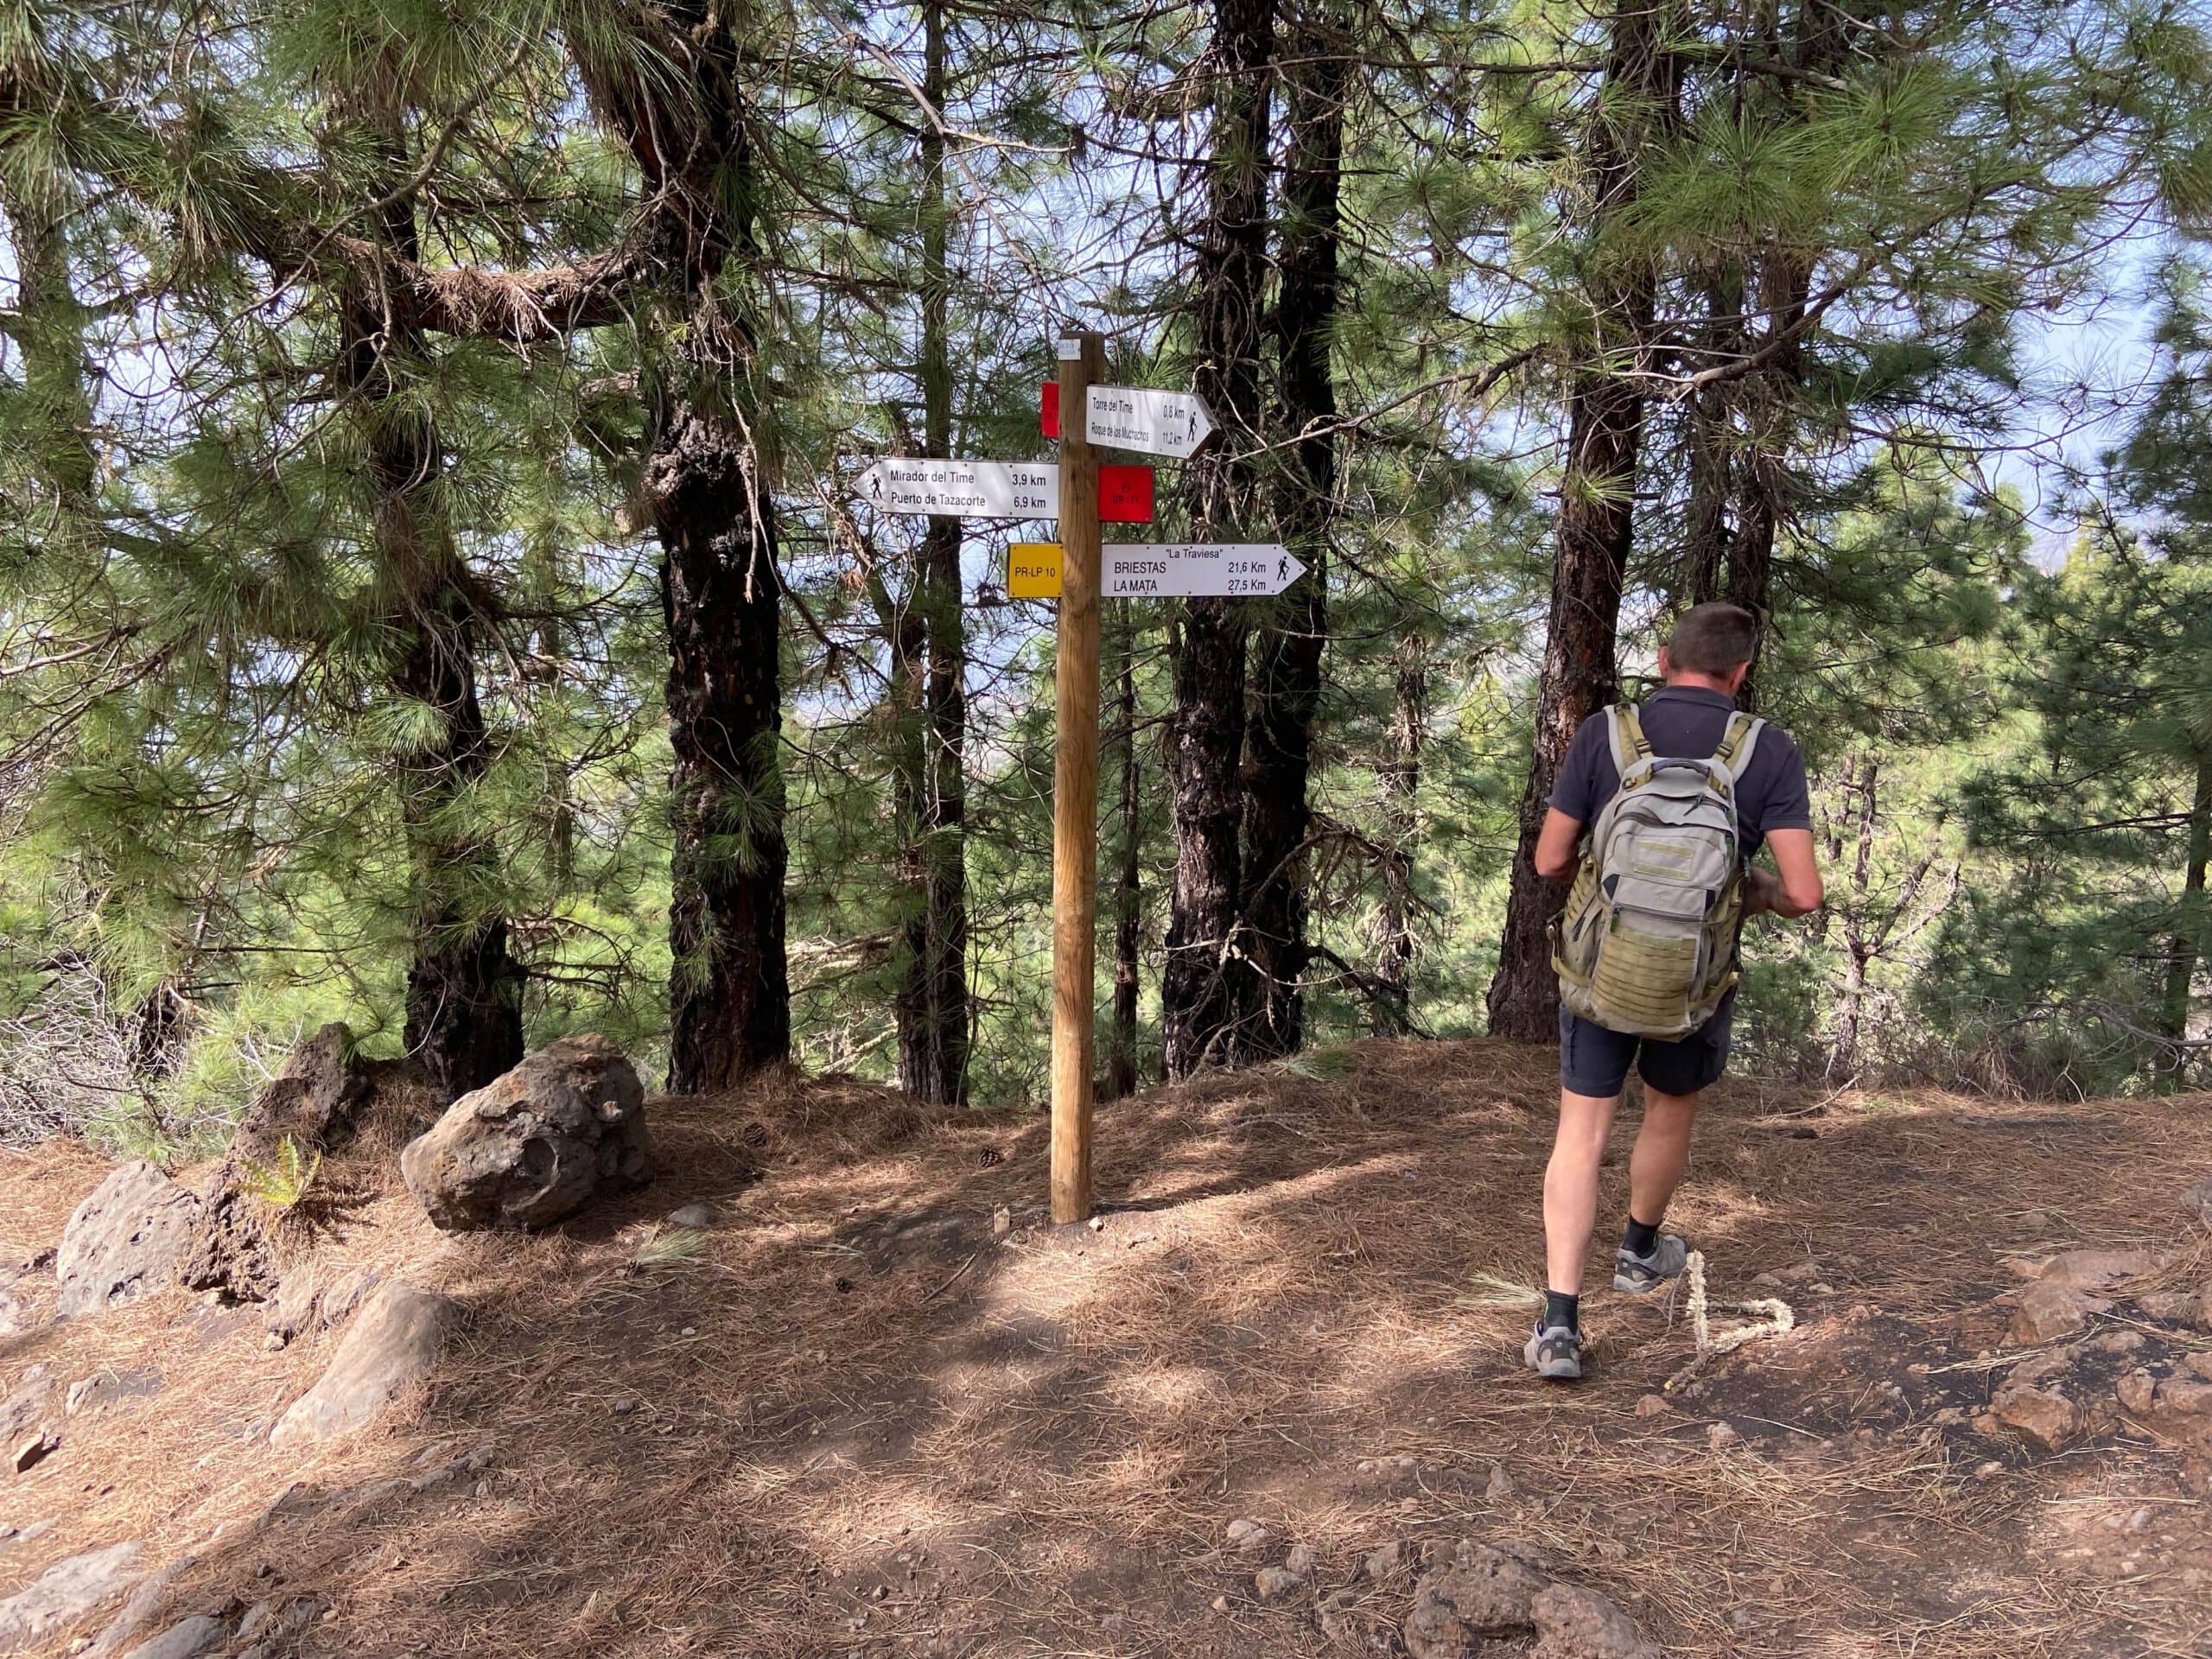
[1667,601,1758,676]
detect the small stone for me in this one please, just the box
[1530,1581,1662,1659]
[2002,1281,2111,1345]
[664,1203,720,1230]
[1484,1464,1515,1501]
[2186,1352,2212,1382]
[1632,1394,1669,1418]
[2183,1180,2212,1227]
[613,1398,639,1415]
[1284,1544,1317,1577]
[1211,1596,1230,1615]
[2138,1289,2202,1325]
[1254,1566,1304,1602]
[1363,1541,1404,1580]
[1706,1422,1739,1451]
[119,1615,224,1659]
[1404,1543,1548,1659]
[1224,1519,1271,1554]
[2155,1378,2212,1415]
[1086,1217,1104,1232]
[2033,1249,2158,1294]
[1992,1387,2083,1452]
[13,1429,58,1472]
[2118,1370,2158,1414]
[991,1207,1012,1236]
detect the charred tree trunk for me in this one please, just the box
[1372,633,1426,1036]
[893,0,972,1103]
[1241,0,1343,1062]
[332,88,522,1098]
[576,3,791,1092]
[1484,0,1671,1044]
[1162,0,1274,1079]
[1107,613,1144,1100]
[2162,753,2212,1052]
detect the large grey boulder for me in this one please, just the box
[269,1281,458,1448]
[400,1035,649,1231]
[0,1541,145,1652]
[56,1164,200,1319]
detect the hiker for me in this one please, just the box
[1522,601,1825,1381]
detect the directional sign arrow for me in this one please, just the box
[860,458,1058,518]
[1086,386,1217,461]
[1102,543,1305,598]
[860,459,1154,523]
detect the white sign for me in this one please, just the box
[1086,386,1217,461]
[861,458,1057,518]
[1103,543,1304,598]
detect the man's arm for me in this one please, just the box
[1534,808,1585,881]
[1745,828,1824,918]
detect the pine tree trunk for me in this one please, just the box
[894,0,971,1103]
[1243,0,1342,1062]
[656,404,793,1092]
[1682,265,1745,610]
[1107,614,1143,1100]
[334,91,522,1099]
[1162,0,1274,1079]
[1484,0,1670,1045]
[1373,634,1426,1036]
[2161,753,2212,1049]
[574,3,792,1092]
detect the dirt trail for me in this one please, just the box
[3,1040,2209,1658]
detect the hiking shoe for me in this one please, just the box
[1613,1233,1689,1294]
[1523,1320,1583,1382]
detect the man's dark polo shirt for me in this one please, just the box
[1548,685,1815,855]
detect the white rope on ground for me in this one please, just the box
[1666,1248,1795,1393]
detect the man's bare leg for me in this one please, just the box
[1625,1085,1699,1232]
[1542,1088,1620,1298]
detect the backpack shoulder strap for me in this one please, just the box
[1607,703,1652,779]
[1711,712,1766,785]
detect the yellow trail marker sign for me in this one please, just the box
[1008,542,1063,599]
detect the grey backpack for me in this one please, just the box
[1550,703,1765,1039]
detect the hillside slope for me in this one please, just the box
[3,1041,2209,1658]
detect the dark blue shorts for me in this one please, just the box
[1558,994,1735,1098]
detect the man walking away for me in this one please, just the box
[1522,602,1824,1381]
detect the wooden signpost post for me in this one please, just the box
[1049,332,1103,1224]
[858,334,1261,1227]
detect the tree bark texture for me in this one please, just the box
[1485,0,1672,1044]
[892,0,972,1103]
[334,86,523,1099]
[1241,0,1343,1062]
[575,0,792,1091]
[1162,0,1274,1078]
